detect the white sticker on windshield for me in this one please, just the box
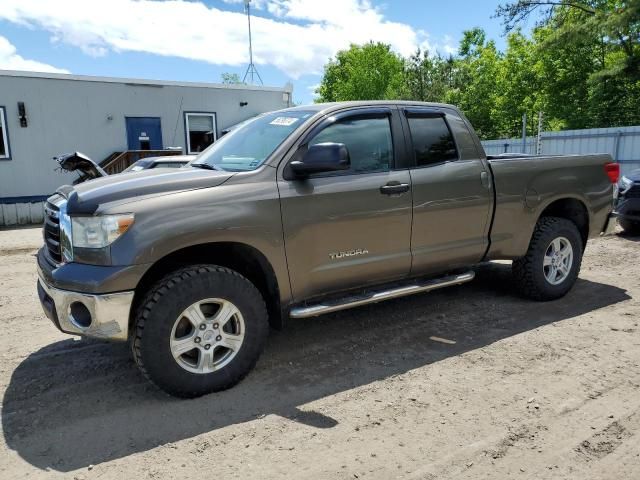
[270,116,299,126]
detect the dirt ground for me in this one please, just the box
[0,226,639,480]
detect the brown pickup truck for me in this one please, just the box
[37,101,618,397]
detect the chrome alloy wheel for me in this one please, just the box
[543,236,573,285]
[170,298,245,374]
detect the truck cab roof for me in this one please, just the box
[280,100,461,116]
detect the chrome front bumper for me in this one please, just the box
[37,273,133,342]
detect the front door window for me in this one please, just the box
[308,116,393,174]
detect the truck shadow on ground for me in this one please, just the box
[618,231,640,242]
[2,263,631,472]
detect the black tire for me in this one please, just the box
[512,216,583,301]
[132,265,268,398]
[619,218,640,235]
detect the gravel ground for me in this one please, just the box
[0,226,639,480]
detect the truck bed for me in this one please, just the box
[485,153,614,259]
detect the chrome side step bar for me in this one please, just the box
[289,271,475,319]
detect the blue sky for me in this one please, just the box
[0,0,511,104]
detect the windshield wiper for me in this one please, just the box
[190,163,223,171]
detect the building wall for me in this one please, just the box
[0,71,291,209]
[481,125,640,176]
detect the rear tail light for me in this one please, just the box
[605,162,620,183]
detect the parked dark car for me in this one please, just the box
[615,168,640,234]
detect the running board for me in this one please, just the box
[289,271,475,319]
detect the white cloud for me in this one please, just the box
[441,35,458,56]
[0,0,426,79]
[0,35,69,73]
[306,82,320,99]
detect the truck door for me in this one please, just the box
[402,108,493,274]
[278,107,413,301]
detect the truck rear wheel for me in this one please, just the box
[512,216,583,301]
[132,265,268,398]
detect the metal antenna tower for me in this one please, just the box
[242,0,263,85]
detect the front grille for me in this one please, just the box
[43,201,62,264]
[625,184,640,198]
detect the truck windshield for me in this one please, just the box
[191,110,315,172]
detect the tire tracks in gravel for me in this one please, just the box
[406,380,640,479]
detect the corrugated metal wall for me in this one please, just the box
[481,125,640,176]
[1,202,45,227]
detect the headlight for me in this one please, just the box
[619,176,633,194]
[71,214,134,249]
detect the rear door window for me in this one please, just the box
[407,116,458,167]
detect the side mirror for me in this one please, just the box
[290,142,350,177]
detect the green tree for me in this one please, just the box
[532,24,598,129]
[394,49,453,102]
[447,29,502,138]
[221,72,243,84]
[314,1,639,137]
[496,0,640,127]
[493,32,544,137]
[316,42,405,102]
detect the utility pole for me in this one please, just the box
[521,113,527,154]
[536,111,543,155]
[242,0,263,85]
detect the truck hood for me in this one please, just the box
[57,167,235,214]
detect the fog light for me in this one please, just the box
[69,302,92,328]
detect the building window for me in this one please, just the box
[0,107,10,160]
[185,113,217,154]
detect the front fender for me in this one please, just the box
[106,168,292,304]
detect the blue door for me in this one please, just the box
[125,117,163,150]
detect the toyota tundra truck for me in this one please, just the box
[37,101,619,397]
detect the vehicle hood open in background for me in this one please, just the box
[57,167,235,214]
[55,152,108,181]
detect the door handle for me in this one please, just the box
[380,182,410,195]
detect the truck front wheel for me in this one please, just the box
[132,265,268,398]
[512,216,583,301]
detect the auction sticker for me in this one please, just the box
[270,117,299,126]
